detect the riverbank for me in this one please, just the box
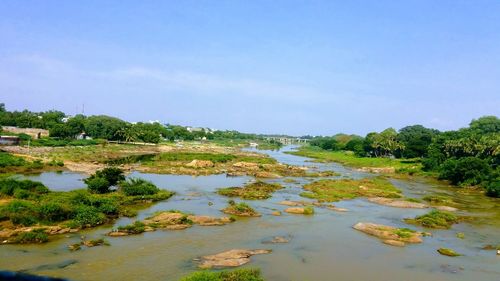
[1,145,499,281]
[1,142,319,178]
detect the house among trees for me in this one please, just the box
[0,135,20,145]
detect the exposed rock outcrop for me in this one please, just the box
[353,222,424,246]
[185,160,214,168]
[197,249,272,269]
[367,197,428,209]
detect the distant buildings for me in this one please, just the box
[0,135,20,145]
[1,126,49,139]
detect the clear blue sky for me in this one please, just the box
[1,0,499,136]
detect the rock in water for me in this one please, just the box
[367,197,427,209]
[353,222,424,245]
[437,248,461,257]
[197,249,272,269]
[383,240,406,247]
[434,206,458,212]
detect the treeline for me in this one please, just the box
[0,103,259,143]
[310,116,500,197]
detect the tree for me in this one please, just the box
[115,125,140,142]
[345,138,365,156]
[84,167,125,194]
[84,115,128,140]
[439,157,491,186]
[310,137,340,150]
[469,116,500,134]
[49,124,73,139]
[397,125,439,158]
[369,128,404,157]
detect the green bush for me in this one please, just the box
[439,157,491,186]
[303,206,315,215]
[91,197,120,215]
[13,189,31,199]
[0,152,26,167]
[15,229,49,244]
[85,176,110,194]
[84,167,125,194]
[37,202,72,222]
[117,221,146,234]
[120,178,160,196]
[0,178,49,197]
[72,206,106,227]
[180,268,264,281]
[405,210,459,229]
[1,200,38,226]
[485,179,500,198]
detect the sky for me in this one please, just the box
[1,0,499,136]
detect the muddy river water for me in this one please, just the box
[1,146,499,281]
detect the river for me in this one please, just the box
[1,146,499,281]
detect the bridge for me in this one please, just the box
[264,137,309,145]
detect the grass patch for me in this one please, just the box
[180,268,264,281]
[288,146,419,171]
[301,177,401,202]
[222,200,259,217]
[303,206,315,215]
[437,248,461,257]
[404,210,460,229]
[30,138,102,147]
[15,229,49,244]
[217,181,283,200]
[117,221,146,234]
[0,152,53,173]
[155,152,236,163]
[236,156,277,165]
[84,238,110,247]
[422,195,455,205]
[0,152,26,167]
[393,228,416,239]
[120,178,160,196]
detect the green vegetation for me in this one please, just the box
[236,155,277,165]
[301,177,401,202]
[30,138,101,147]
[289,146,417,171]
[14,229,49,244]
[84,238,110,247]
[117,221,146,234]
[297,116,499,198]
[155,152,236,163]
[217,181,283,200]
[422,195,455,205]
[404,210,460,229]
[120,178,160,196]
[0,152,57,173]
[393,228,416,239]
[303,206,315,215]
[0,178,49,199]
[437,248,461,257]
[0,103,279,144]
[0,152,26,167]
[0,178,173,232]
[84,167,125,194]
[180,268,264,281]
[438,157,492,186]
[222,200,259,217]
